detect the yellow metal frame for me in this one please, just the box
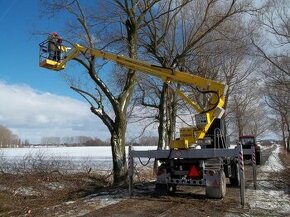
[40,43,227,149]
[39,59,65,70]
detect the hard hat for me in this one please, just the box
[52,32,58,36]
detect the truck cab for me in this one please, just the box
[239,135,261,165]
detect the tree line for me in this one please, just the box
[0,124,159,147]
[39,0,290,184]
[0,125,24,148]
[40,136,158,147]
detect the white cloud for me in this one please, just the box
[0,81,109,143]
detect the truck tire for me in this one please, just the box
[229,162,240,186]
[206,170,226,199]
[256,152,261,165]
[168,184,177,195]
[155,183,168,196]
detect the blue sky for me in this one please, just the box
[0,0,73,97]
[0,1,107,143]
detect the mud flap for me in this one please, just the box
[229,160,240,186]
[205,170,226,199]
[155,183,169,196]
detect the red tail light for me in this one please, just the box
[188,166,201,178]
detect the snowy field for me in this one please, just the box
[0,146,157,171]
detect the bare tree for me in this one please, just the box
[133,0,259,149]
[226,78,268,139]
[62,136,74,145]
[139,136,159,146]
[0,125,20,148]
[252,0,290,148]
[39,0,160,184]
[253,0,290,77]
[41,136,61,146]
[265,66,290,150]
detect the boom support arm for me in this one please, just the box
[39,42,227,148]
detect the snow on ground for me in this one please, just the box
[263,145,284,172]
[243,145,290,216]
[0,146,157,159]
[0,146,157,171]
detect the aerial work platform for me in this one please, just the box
[39,40,66,70]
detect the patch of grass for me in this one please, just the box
[134,167,155,183]
[0,192,16,213]
[0,171,112,216]
[0,151,113,216]
[0,151,158,216]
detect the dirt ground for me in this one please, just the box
[0,144,289,217]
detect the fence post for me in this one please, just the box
[238,143,245,206]
[128,145,134,196]
[251,145,257,190]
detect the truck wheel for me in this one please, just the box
[256,152,261,165]
[168,184,177,195]
[206,170,226,199]
[155,183,168,196]
[229,163,240,186]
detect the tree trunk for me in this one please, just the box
[281,121,287,150]
[108,6,138,185]
[237,116,243,137]
[154,83,168,172]
[286,122,290,152]
[167,86,177,146]
[111,119,127,185]
[157,83,169,150]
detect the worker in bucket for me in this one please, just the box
[47,32,62,61]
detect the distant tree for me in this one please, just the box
[62,136,74,145]
[76,136,92,145]
[226,79,268,138]
[23,139,30,147]
[139,136,158,146]
[83,137,109,146]
[265,68,290,150]
[252,0,290,150]
[0,125,19,148]
[41,136,61,146]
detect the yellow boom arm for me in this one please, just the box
[39,42,227,149]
